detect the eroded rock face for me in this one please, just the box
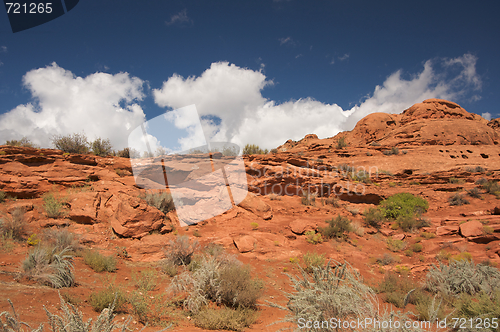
[68,192,100,224]
[104,193,166,238]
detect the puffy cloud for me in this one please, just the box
[0,62,146,149]
[482,112,491,121]
[154,54,482,149]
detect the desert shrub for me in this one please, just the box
[363,207,385,229]
[269,148,278,154]
[451,251,473,263]
[421,231,436,239]
[44,292,135,332]
[452,290,500,326]
[380,192,428,220]
[301,191,316,206]
[42,192,66,218]
[0,207,27,240]
[404,249,413,257]
[425,260,500,296]
[481,180,500,196]
[318,215,351,240]
[51,133,89,154]
[218,264,264,309]
[466,166,485,173]
[376,253,396,266]
[164,235,199,266]
[449,177,462,184]
[132,269,158,292]
[169,251,260,314]
[90,137,113,157]
[0,191,6,203]
[336,136,347,149]
[449,193,470,206]
[22,246,75,288]
[193,307,257,332]
[128,291,173,328]
[305,230,323,244]
[42,229,81,253]
[141,190,175,214]
[115,147,140,158]
[386,238,407,252]
[161,260,178,277]
[411,243,423,252]
[466,187,482,199]
[269,261,381,331]
[383,147,399,155]
[5,137,37,148]
[83,250,117,272]
[242,144,267,155]
[395,214,430,232]
[484,225,494,235]
[0,299,44,332]
[250,222,259,230]
[89,284,127,312]
[322,196,339,207]
[351,170,371,183]
[303,252,325,273]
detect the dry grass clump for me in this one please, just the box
[83,250,117,273]
[318,215,352,240]
[89,284,127,313]
[41,229,81,253]
[301,191,316,206]
[193,307,257,332]
[141,191,175,214]
[22,246,75,288]
[42,192,67,218]
[163,235,199,266]
[0,207,27,240]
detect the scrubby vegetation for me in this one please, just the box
[318,215,352,240]
[4,137,38,148]
[90,137,113,156]
[141,190,175,214]
[22,246,75,288]
[383,147,399,155]
[302,252,325,273]
[0,191,6,203]
[163,235,199,266]
[169,245,262,330]
[242,144,268,155]
[301,191,316,206]
[89,283,127,313]
[305,230,323,244]
[0,207,27,240]
[336,136,347,149]
[83,250,117,272]
[42,192,67,218]
[449,192,470,206]
[51,132,115,156]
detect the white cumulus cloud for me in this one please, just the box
[0,62,146,149]
[153,54,482,149]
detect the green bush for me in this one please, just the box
[0,207,27,240]
[318,215,352,240]
[83,250,117,272]
[51,133,89,154]
[351,170,371,183]
[380,193,428,220]
[303,251,325,273]
[218,264,264,309]
[386,238,407,252]
[0,191,6,203]
[89,284,127,312]
[5,137,37,148]
[42,192,66,218]
[452,290,500,326]
[22,246,75,288]
[411,243,423,252]
[242,144,268,155]
[481,180,500,196]
[141,190,175,214]
[363,207,385,229]
[305,230,323,244]
[449,193,470,206]
[193,307,258,332]
[90,137,113,157]
[395,214,430,232]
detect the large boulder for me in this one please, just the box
[459,220,483,237]
[103,193,165,238]
[233,235,256,253]
[238,193,272,220]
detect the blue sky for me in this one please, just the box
[1,0,499,150]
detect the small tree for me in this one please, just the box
[5,137,37,148]
[90,137,113,157]
[52,133,89,154]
